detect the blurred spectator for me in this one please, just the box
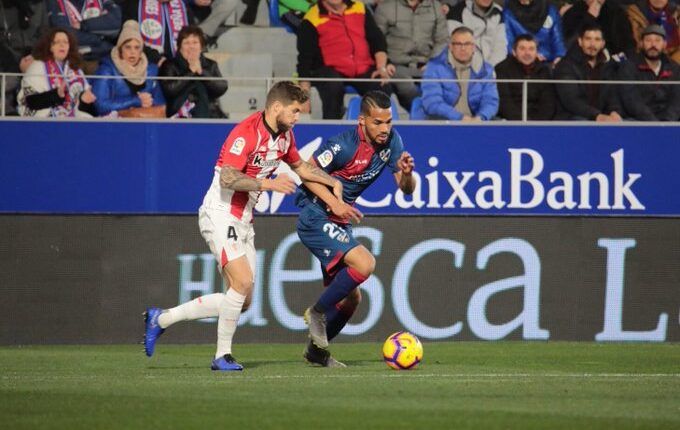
[374,0,449,111]
[447,0,507,66]
[0,0,48,54]
[190,0,238,40]
[297,0,393,119]
[46,0,122,61]
[240,0,261,25]
[18,28,97,117]
[619,24,680,120]
[626,0,680,63]
[121,0,194,65]
[495,33,556,119]
[554,23,623,120]
[159,25,227,117]
[504,0,566,63]
[562,0,635,58]
[421,26,499,120]
[279,0,316,31]
[92,20,165,116]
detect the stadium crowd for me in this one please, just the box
[0,0,678,120]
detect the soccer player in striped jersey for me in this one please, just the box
[143,81,343,371]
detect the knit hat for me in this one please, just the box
[641,24,667,39]
[117,20,144,49]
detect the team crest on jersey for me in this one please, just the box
[230,137,246,155]
[317,150,333,167]
[379,148,391,162]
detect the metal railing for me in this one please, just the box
[1,72,679,121]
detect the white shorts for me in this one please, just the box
[198,206,256,275]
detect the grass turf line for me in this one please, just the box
[1,342,679,430]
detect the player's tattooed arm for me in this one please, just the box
[220,166,296,194]
[291,159,343,200]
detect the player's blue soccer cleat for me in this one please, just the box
[143,307,165,357]
[211,354,244,371]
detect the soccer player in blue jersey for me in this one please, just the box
[296,90,416,367]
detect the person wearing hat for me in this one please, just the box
[92,19,165,116]
[626,0,680,63]
[619,24,680,120]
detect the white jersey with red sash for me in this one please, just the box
[44,59,87,117]
[56,0,105,26]
[138,0,188,56]
[201,111,301,224]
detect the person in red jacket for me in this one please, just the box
[297,0,394,119]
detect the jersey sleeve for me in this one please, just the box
[387,130,405,173]
[217,128,257,171]
[311,136,345,173]
[282,132,302,165]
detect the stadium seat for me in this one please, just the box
[268,0,294,33]
[345,96,400,120]
[409,96,427,120]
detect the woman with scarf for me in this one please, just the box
[159,25,228,118]
[92,20,165,116]
[627,0,680,63]
[17,28,96,117]
[503,0,566,64]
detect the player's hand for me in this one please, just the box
[397,151,414,175]
[330,202,363,224]
[263,173,297,194]
[331,179,343,201]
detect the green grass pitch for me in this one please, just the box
[1,342,679,429]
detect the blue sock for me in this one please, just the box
[314,267,366,313]
[325,305,355,341]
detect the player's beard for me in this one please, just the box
[275,112,295,133]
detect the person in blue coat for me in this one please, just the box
[92,20,165,116]
[421,26,499,121]
[503,0,566,64]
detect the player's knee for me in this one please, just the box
[231,277,254,296]
[358,254,376,277]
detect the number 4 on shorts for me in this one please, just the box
[227,226,238,241]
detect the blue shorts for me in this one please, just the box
[296,204,360,279]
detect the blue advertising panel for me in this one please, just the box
[0,120,678,216]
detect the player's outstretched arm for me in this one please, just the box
[220,166,297,194]
[394,151,416,195]
[290,159,343,200]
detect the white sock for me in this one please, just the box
[157,293,224,329]
[215,288,246,358]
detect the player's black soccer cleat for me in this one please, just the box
[303,339,346,368]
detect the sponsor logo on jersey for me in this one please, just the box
[379,148,391,162]
[230,137,246,155]
[331,144,342,154]
[252,154,280,168]
[317,150,333,167]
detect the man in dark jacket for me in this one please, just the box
[562,0,636,58]
[619,24,680,120]
[297,0,392,119]
[554,23,624,121]
[495,34,556,120]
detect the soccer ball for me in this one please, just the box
[382,331,423,370]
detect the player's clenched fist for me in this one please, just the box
[397,151,414,175]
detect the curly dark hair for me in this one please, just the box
[176,25,206,52]
[32,28,83,69]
